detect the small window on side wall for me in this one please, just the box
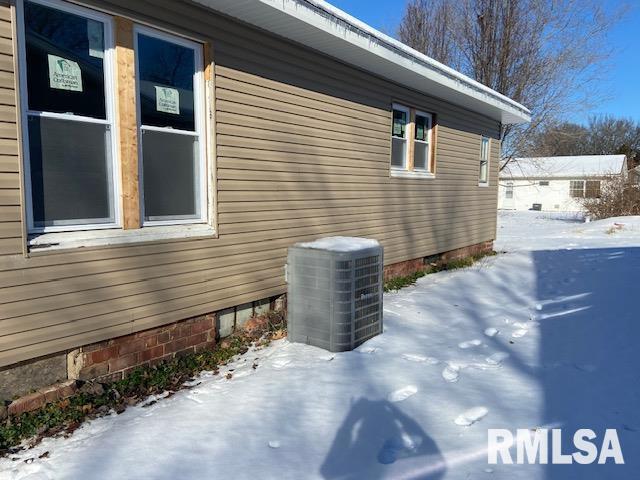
[391,105,409,169]
[479,136,490,185]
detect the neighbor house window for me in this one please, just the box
[585,180,601,198]
[135,28,206,225]
[413,111,432,171]
[570,180,599,198]
[19,0,118,232]
[391,104,409,169]
[505,182,514,199]
[539,180,550,186]
[479,136,490,184]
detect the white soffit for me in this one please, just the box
[193,0,531,124]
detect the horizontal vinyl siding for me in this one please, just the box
[0,4,20,257]
[0,0,501,367]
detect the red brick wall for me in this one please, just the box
[383,241,494,281]
[69,314,217,382]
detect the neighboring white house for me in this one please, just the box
[498,155,628,212]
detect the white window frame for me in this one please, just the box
[569,180,585,198]
[413,110,432,172]
[390,103,410,172]
[505,182,514,199]
[479,136,490,186]
[16,0,121,234]
[134,25,207,227]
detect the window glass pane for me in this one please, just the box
[391,137,406,168]
[506,183,514,198]
[481,137,490,161]
[24,1,106,119]
[138,34,196,131]
[479,160,488,183]
[392,109,407,138]
[28,116,113,226]
[414,141,428,169]
[570,180,585,198]
[415,114,428,141]
[585,180,601,198]
[142,130,199,220]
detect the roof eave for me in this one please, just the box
[193,0,531,125]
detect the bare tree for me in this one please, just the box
[397,0,627,167]
[527,115,640,162]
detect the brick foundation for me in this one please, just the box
[383,240,494,281]
[67,314,217,383]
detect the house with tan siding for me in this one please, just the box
[0,0,530,404]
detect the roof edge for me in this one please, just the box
[194,0,532,124]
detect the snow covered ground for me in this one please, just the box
[2,211,639,480]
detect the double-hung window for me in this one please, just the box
[391,104,409,170]
[413,111,432,171]
[479,136,490,185]
[390,104,435,176]
[135,28,206,225]
[19,0,118,232]
[17,0,211,246]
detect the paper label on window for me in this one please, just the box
[87,19,104,58]
[48,55,83,92]
[155,86,180,115]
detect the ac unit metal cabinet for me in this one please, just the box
[287,237,384,352]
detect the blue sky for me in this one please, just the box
[330,0,640,124]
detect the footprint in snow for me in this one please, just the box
[401,353,440,364]
[387,385,418,402]
[484,327,499,337]
[268,440,281,449]
[442,364,460,382]
[454,406,488,426]
[458,339,483,349]
[271,359,292,370]
[486,352,510,366]
[358,346,378,354]
[512,329,528,338]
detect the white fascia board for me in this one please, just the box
[194,0,531,125]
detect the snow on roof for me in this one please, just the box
[296,236,380,252]
[193,0,531,125]
[500,155,627,179]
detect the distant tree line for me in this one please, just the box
[525,116,640,168]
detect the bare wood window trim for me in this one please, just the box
[15,0,216,250]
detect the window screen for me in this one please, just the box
[28,116,113,226]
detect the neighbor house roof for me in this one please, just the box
[501,155,628,179]
[193,0,531,125]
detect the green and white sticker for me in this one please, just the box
[155,86,180,115]
[47,54,83,92]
